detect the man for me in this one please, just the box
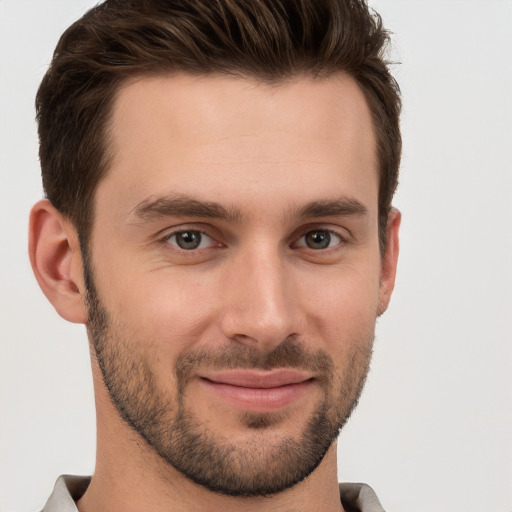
[28,0,401,510]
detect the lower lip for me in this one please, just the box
[200,379,314,412]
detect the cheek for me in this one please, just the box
[304,269,379,391]
[102,269,220,350]
[297,262,381,344]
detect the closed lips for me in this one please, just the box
[199,369,315,388]
[196,369,316,412]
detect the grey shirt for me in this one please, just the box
[41,475,387,512]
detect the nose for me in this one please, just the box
[219,247,304,352]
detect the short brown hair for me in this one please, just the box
[36,0,401,251]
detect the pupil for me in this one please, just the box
[306,231,330,249]
[177,231,201,250]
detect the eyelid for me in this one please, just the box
[159,225,224,251]
[291,225,350,248]
[294,230,342,249]
[155,223,350,254]
[166,230,213,250]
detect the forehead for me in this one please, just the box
[99,73,378,221]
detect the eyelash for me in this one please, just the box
[160,226,347,254]
[162,229,221,252]
[293,229,344,251]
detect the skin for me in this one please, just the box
[29,73,400,512]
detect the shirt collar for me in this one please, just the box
[41,475,90,512]
[42,475,386,512]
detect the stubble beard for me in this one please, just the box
[84,261,374,497]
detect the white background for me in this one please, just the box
[1,1,511,511]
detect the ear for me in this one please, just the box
[28,199,88,324]
[378,208,401,316]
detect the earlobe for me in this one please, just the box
[378,208,401,316]
[28,199,88,324]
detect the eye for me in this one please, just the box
[165,230,214,250]
[295,229,342,250]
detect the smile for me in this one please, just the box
[198,369,315,412]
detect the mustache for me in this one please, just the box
[175,338,334,384]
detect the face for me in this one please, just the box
[85,74,394,496]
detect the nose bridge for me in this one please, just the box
[220,243,301,350]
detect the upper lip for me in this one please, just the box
[199,369,314,389]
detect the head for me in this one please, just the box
[30,0,401,500]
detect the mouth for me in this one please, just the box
[197,369,315,412]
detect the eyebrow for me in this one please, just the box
[131,194,243,223]
[131,193,368,224]
[296,197,368,218]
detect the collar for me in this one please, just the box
[42,475,386,512]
